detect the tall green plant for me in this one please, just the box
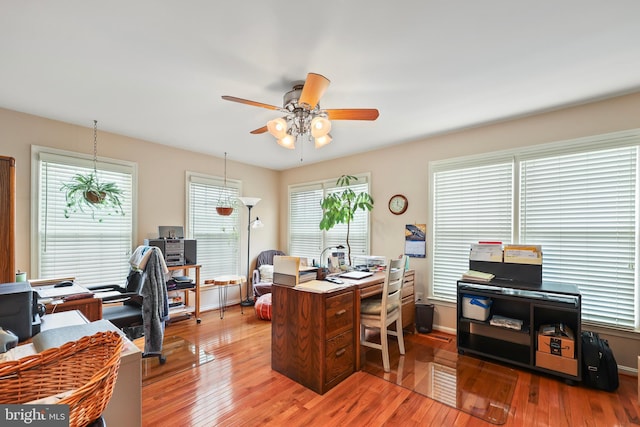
[319,175,374,265]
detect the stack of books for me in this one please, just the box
[461,270,495,283]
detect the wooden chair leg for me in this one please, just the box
[396,318,405,355]
[381,327,390,372]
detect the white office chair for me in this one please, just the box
[360,256,407,372]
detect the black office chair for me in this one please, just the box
[93,246,169,364]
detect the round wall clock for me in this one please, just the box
[388,194,408,215]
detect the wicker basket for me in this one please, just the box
[0,330,123,427]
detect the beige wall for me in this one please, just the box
[280,92,640,371]
[0,108,280,286]
[2,91,640,371]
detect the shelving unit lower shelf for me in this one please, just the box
[166,264,201,324]
[457,279,582,383]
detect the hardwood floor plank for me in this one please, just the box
[141,307,639,427]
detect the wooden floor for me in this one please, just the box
[142,306,639,427]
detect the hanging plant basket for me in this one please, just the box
[84,190,107,204]
[216,152,235,216]
[60,120,125,222]
[216,206,234,216]
[61,173,124,222]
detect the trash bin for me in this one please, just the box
[415,300,434,333]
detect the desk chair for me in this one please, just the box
[95,246,169,364]
[360,256,407,372]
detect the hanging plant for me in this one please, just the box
[216,152,235,216]
[61,120,125,222]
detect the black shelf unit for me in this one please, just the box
[457,279,582,382]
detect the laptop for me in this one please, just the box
[339,270,374,280]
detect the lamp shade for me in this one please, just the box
[311,116,331,138]
[237,197,261,207]
[267,118,288,139]
[278,134,296,149]
[314,134,332,149]
[251,217,264,229]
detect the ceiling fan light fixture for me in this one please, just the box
[278,134,296,149]
[310,116,331,138]
[267,117,287,139]
[314,133,332,149]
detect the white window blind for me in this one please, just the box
[36,150,134,286]
[289,176,370,264]
[520,147,636,328]
[187,173,240,280]
[432,162,513,301]
[289,186,323,261]
[431,130,640,330]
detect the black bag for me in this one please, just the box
[581,331,619,391]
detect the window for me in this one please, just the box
[432,161,513,302]
[33,147,135,286]
[186,172,241,280]
[289,174,371,265]
[431,130,640,330]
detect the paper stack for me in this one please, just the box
[504,245,542,265]
[469,243,503,262]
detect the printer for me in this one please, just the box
[0,282,41,341]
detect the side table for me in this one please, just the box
[204,275,245,318]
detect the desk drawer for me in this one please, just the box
[326,292,353,337]
[325,330,354,383]
[401,284,414,299]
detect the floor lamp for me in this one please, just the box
[238,197,262,307]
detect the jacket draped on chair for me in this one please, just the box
[135,246,169,355]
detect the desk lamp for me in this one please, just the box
[318,244,345,278]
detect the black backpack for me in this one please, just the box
[581,331,619,391]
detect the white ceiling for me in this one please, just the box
[2,2,640,170]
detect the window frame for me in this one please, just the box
[185,171,242,280]
[288,173,372,265]
[30,145,138,284]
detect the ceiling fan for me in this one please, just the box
[221,73,379,149]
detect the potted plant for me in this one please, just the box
[61,172,125,221]
[319,175,374,266]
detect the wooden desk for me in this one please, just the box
[271,269,417,392]
[272,283,357,395]
[45,297,102,321]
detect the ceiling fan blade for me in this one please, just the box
[250,125,268,134]
[326,109,380,121]
[221,95,281,111]
[298,73,330,110]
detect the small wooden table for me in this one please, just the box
[204,275,245,318]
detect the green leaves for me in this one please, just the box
[319,175,374,265]
[61,173,125,222]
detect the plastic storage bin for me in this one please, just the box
[462,294,492,321]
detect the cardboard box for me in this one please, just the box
[537,333,575,358]
[536,351,578,376]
